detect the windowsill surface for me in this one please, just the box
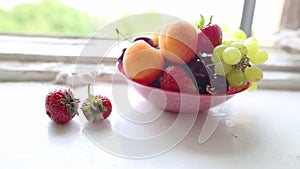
[0,82,299,169]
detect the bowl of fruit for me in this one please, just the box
[116,17,267,113]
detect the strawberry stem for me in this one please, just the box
[60,90,79,116]
[209,15,213,25]
[87,83,97,110]
[97,99,108,112]
[116,28,132,43]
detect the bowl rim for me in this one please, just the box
[115,61,250,97]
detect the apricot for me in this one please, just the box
[152,33,159,46]
[159,21,198,64]
[123,40,164,85]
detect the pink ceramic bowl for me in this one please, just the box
[117,62,249,113]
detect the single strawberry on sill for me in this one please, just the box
[81,84,112,122]
[45,88,80,124]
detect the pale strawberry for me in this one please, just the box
[81,84,112,122]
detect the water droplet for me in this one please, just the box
[225,119,234,127]
[232,134,238,143]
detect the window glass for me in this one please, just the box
[0,0,286,45]
[0,0,242,36]
[0,0,99,36]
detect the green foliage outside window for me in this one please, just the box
[0,0,100,36]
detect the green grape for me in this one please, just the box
[248,82,258,91]
[212,45,227,63]
[244,66,263,82]
[231,42,248,56]
[214,61,233,76]
[245,37,258,44]
[234,39,245,43]
[249,49,268,64]
[222,40,234,47]
[222,47,242,65]
[232,29,247,40]
[227,69,246,88]
[244,41,258,58]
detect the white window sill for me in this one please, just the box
[0,34,118,63]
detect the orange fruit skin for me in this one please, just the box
[123,40,164,85]
[152,33,159,46]
[159,21,198,64]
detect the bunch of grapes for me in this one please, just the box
[211,30,268,91]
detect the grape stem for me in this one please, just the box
[232,55,251,72]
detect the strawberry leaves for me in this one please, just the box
[197,15,206,30]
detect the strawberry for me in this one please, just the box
[45,88,80,124]
[197,32,215,54]
[197,15,222,53]
[160,65,198,94]
[81,84,112,122]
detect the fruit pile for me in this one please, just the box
[118,16,268,94]
[45,16,269,124]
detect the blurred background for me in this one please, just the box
[0,0,299,87]
[0,0,295,46]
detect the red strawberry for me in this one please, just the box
[45,88,80,124]
[197,15,222,53]
[81,84,112,122]
[197,32,215,54]
[160,65,198,94]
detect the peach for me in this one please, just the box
[123,40,164,85]
[159,21,198,64]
